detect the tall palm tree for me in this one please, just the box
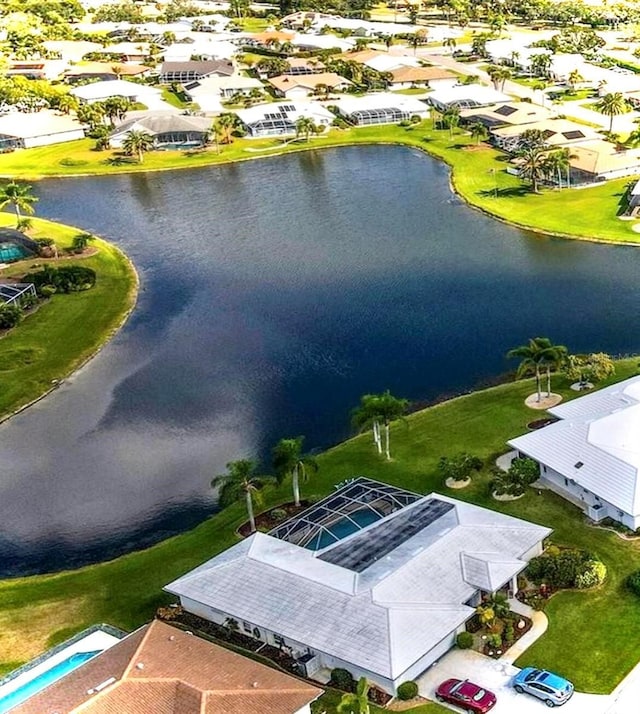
[211,459,270,533]
[215,112,239,144]
[295,116,316,142]
[337,677,370,714]
[56,93,79,115]
[352,390,409,460]
[507,337,559,402]
[541,340,568,396]
[487,64,512,92]
[516,145,546,193]
[541,150,564,187]
[469,121,488,144]
[272,436,318,506]
[0,182,38,227]
[596,92,629,132]
[409,29,428,55]
[530,52,552,78]
[121,130,155,163]
[442,106,460,138]
[567,68,583,91]
[443,36,457,54]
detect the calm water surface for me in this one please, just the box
[0,145,638,576]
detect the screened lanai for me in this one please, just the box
[270,477,422,551]
[349,107,408,125]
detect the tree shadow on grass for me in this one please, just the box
[478,185,531,199]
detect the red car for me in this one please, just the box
[435,678,497,714]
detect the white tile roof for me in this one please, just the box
[235,101,334,125]
[166,491,549,679]
[510,376,640,515]
[71,79,160,101]
[335,92,428,115]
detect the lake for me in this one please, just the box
[0,145,638,576]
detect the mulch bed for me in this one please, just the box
[237,500,311,538]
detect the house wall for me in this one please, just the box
[280,86,313,99]
[23,128,86,148]
[537,465,638,529]
[178,594,464,695]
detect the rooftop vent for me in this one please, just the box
[136,663,144,670]
[575,461,584,469]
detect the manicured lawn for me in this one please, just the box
[1,359,640,694]
[160,87,190,108]
[0,214,137,420]
[2,124,640,244]
[314,689,448,713]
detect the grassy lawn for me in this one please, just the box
[2,124,640,244]
[1,359,640,693]
[0,214,137,420]
[160,87,190,109]
[235,17,270,32]
[315,689,448,713]
[392,87,430,95]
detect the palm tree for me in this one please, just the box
[215,113,239,144]
[443,36,457,54]
[0,182,38,226]
[567,68,583,91]
[530,52,552,78]
[352,390,409,460]
[596,92,629,132]
[337,677,370,714]
[121,130,155,163]
[487,65,512,92]
[516,145,547,193]
[295,116,316,142]
[442,106,460,138]
[72,232,95,252]
[408,29,428,55]
[272,436,318,506]
[469,122,488,144]
[541,340,568,396]
[211,459,270,533]
[56,93,79,115]
[507,337,561,402]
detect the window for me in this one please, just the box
[274,634,286,646]
[243,621,252,633]
[574,461,584,469]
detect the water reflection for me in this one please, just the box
[0,145,637,576]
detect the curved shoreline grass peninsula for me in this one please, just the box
[1,125,639,246]
[0,213,138,420]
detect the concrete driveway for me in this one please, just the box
[417,650,611,714]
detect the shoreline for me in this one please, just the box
[0,215,139,424]
[3,128,640,247]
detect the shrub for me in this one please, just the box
[270,508,287,521]
[0,304,22,329]
[509,457,539,485]
[575,560,606,589]
[28,266,97,295]
[627,570,640,596]
[526,548,595,588]
[503,624,515,644]
[456,631,473,649]
[330,668,354,692]
[440,452,483,482]
[35,237,55,247]
[39,285,57,297]
[488,633,502,648]
[397,681,419,700]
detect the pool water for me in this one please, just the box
[308,508,382,551]
[0,650,102,712]
[0,243,28,262]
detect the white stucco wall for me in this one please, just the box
[23,128,86,148]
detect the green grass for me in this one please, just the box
[160,87,190,109]
[235,17,270,32]
[392,87,429,94]
[2,124,639,245]
[1,359,640,693]
[314,689,448,713]
[0,214,137,420]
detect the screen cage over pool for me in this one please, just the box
[349,107,410,125]
[269,477,421,550]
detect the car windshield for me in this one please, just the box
[525,669,541,682]
[472,689,487,701]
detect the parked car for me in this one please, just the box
[435,678,497,713]
[513,667,574,707]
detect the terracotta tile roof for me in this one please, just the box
[390,65,456,83]
[268,72,352,92]
[11,621,322,714]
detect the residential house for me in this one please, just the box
[334,93,429,125]
[563,140,640,183]
[285,57,327,76]
[159,60,234,83]
[110,113,212,149]
[428,85,510,111]
[388,65,458,90]
[235,101,334,137]
[242,30,296,50]
[70,79,162,105]
[92,42,152,62]
[341,50,420,74]
[163,38,238,63]
[182,75,263,113]
[9,620,322,714]
[290,33,353,53]
[64,63,152,83]
[509,376,640,530]
[0,110,86,149]
[492,118,599,152]
[268,72,353,100]
[166,478,550,695]
[460,102,556,130]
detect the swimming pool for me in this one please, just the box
[0,243,29,262]
[307,508,382,551]
[0,651,101,713]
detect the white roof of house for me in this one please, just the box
[185,74,263,93]
[235,101,334,125]
[163,39,238,62]
[166,486,549,680]
[364,53,420,73]
[429,84,510,108]
[0,110,86,139]
[70,79,161,101]
[510,376,640,516]
[291,33,353,51]
[335,92,428,115]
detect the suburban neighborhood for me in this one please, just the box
[2,0,640,712]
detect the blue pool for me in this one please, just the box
[308,509,382,551]
[0,650,101,712]
[0,243,29,263]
